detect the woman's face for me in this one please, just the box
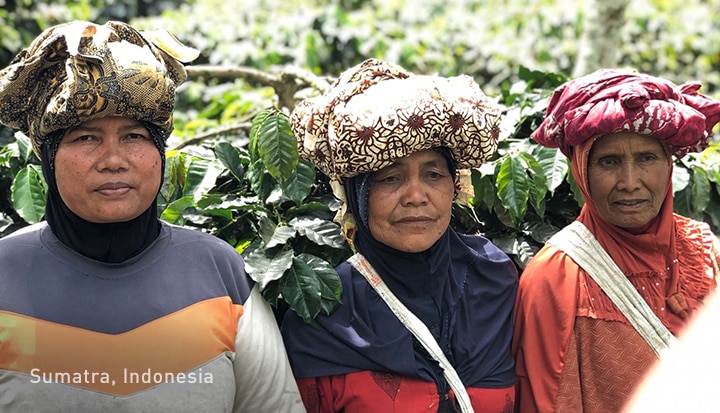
[367,149,455,252]
[54,116,162,223]
[587,132,670,230]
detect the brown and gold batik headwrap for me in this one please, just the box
[0,20,199,157]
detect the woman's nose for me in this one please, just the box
[401,177,429,205]
[95,141,129,172]
[616,164,642,191]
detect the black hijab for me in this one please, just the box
[40,123,166,263]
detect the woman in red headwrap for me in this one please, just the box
[512,69,720,413]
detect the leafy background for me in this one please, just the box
[1,0,719,322]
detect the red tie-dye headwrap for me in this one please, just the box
[531,68,720,158]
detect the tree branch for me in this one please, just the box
[170,120,252,151]
[185,64,332,109]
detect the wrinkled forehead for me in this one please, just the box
[589,132,669,159]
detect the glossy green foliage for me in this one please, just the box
[2,1,720,322]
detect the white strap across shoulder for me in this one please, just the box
[348,253,475,413]
[547,220,677,356]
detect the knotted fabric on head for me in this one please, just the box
[534,69,720,327]
[290,58,502,179]
[531,68,720,159]
[282,63,517,394]
[0,20,199,157]
[0,21,198,263]
[290,58,502,241]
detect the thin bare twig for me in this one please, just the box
[185,64,332,109]
[170,121,252,151]
[174,65,333,149]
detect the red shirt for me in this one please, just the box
[297,371,514,413]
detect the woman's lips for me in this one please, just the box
[613,199,648,209]
[95,182,132,196]
[395,216,434,224]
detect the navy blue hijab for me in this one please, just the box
[281,157,518,393]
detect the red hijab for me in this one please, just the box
[571,137,683,308]
[532,69,720,326]
[571,136,675,277]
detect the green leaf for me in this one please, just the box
[282,254,342,323]
[282,159,315,206]
[705,201,720,231]
[159,196,196,224]
[214,142,246,182]
[471,168,498,212]
[196,195,266,221]
[200,207,233,221]
[14,132,32,162]
[282,257,323,324]
[244,247,294,289]
[515,238,538,270]
[161,152,187,203]
[519,152,548,217]
[11,165,46,224]
[285,201,336,221]
[258,216,277,244]
[259,278,285,307]
[698,143,720,185]
[183,157,223,201]
[297,253,342,308]
[496,155,529,225]
[673,186,693,218]
[520,219,560,244]
[672,164,691,194]
[691,167,711,215]
[267,225,298,249]
[527,183,546,218]
[489,234,519,258]
[256,110,299,183]
[531,145,568,194]
[517,65,568,89]
[247,158,277,202]
[290,217,346,249]
[0,146,13,165]
[249,109,272,160]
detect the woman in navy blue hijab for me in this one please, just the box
[281,58,518,413]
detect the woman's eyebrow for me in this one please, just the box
[422,159,444,167]
[66,124,101,133]
[119,123,147,132]
[67,121,146,134]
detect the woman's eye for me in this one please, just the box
[378,176,398,184]
[127,133,149,140]
[597,157,618,167]
[640,153,658,162]
[375,173,406,187]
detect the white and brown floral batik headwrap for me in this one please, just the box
[290,58,502,242]
[0,20,198,158]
